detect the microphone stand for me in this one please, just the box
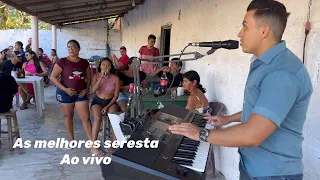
[126,51,205,121]
[119,42,238,136]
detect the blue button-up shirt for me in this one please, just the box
[239,41,313,177]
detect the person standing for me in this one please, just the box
[169,1,313,179]
[138,34,160,74]
[50,39,93,151]
[26,38,32,51]
[50,49,59,63]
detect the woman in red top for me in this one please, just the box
[50,40,93,151]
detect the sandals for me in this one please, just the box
[20,103,28,110]
[105,147,115,154]
[91,149,105,156]
[26,93,34,102]
[27,97,36,105]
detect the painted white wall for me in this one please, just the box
[0,20,122,59]
[121,0,320,179]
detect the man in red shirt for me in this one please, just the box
[111,46,129,71]
[139,34,160,74]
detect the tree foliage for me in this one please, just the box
[0,2,51,30]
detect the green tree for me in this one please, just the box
[0,2,51,30]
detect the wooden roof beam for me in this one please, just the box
[53,11,126,24]
[34,0,131,14]
[44,6,130,21]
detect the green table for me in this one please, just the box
[142,93,188,110]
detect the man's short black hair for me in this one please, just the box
[171,58,183,71]
[39,48,44,53]
[247,0,290,42]
[15,41,23,49]
[148,34,156,40]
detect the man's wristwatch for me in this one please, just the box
[199,128,210,142]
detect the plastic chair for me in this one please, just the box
[205,102,226,178]
[207,102,226,116]
[89,55,103,62]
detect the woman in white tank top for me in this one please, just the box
[182,70,209,114]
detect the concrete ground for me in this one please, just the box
[0,85,225,180]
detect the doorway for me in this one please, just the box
[160,24,171,66]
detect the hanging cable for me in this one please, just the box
[303,0,312,64]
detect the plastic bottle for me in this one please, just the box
[160,72,168,95]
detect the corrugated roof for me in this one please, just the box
[1,0,144,26]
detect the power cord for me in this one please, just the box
[303,0,312,64]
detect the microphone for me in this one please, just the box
[104,69,109,76]
[189,40,239,49]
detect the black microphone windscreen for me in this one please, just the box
[222,40,239,49]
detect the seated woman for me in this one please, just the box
[19,50,48,110]
[0,48,9,62]
[116,57,149,112]
[183,70,209,114]
[50,49,59,63]
[91,58,120,155]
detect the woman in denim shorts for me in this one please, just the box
[50,40,93,152]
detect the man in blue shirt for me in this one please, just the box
[169,0,313,179]
[14,41,26,64]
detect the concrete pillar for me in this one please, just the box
[52,25,57,50]
[31,16,39,56]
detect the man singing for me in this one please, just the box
[169,0,313,179]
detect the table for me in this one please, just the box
[15,76,45,118]
[142,93,188,110]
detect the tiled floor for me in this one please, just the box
[0,85,225,180]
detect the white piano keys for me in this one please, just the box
[181,141,211,172]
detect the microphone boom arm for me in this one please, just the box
[127,51,205,119]
[120,41,238,136]
[138,51,204,64]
